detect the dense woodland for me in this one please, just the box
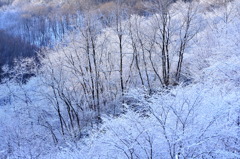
[0,0,239,158]
[0,0,196,81]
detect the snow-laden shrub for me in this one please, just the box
[41,80,239,159]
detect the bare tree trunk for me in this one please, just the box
[115,0,127,98]
[129,20,144,86]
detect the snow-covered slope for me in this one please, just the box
[41,3,240,157]
[0,0,240,158]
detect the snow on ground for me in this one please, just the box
[0,0,240,158]
[39,1,240,158]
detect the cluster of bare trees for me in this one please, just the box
[38,0,201,140]
[17,4,83,46]
[8,0,191,47]
[1,0,194,82]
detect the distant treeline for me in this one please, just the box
[0,30,39,82]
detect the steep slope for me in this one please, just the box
[0,0,240,158]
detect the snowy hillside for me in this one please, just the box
[0,0,240,158]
